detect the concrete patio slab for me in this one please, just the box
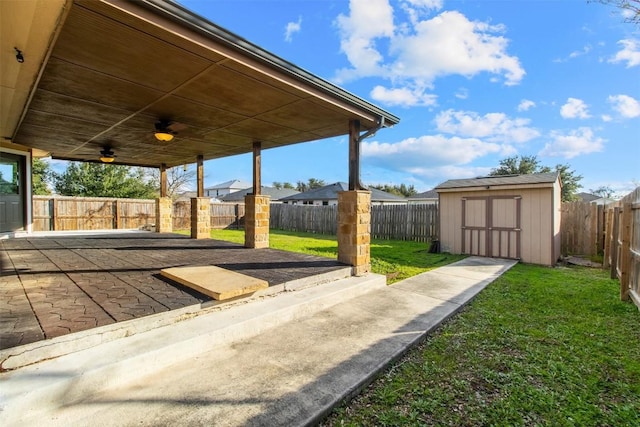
[0,256,517,427]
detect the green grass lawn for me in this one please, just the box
[194,228,465,283]
[322,264,640,427]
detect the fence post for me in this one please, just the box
[610,207,620,280]
[596,204,604,255]
[589,202,598,257]
[51,198,58,231]
[603,207,613,269]
[115,200,121,229]
[620,203,632,301]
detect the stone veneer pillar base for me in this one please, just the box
[337,190,371,276]
[190,197,210,239]
[245,195,270,248]
[155,197,173,233]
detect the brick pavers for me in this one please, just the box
[0,232,347,350]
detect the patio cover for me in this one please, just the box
[1,0,399,168]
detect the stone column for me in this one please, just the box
[338,190,371,276]
[190,197,210,239]
[245,194,270,248]
[155,197,173,233]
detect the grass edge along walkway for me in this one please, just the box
[184,229,466,284]
[323,263,640,427]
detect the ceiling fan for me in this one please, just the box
[154,119,186,141]
[99,146,116,163]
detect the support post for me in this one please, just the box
[191,197,210,239]
[244,195,270,248]
[196,155,204,197]
[337,190,371,276]
[348,119,361,191]
[253,141,261,195]
[155,197,173,233]
[160,163,167,198]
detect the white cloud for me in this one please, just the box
[389,11,524,85]
[370,85,437,107]
[399,0,444,25]
[454,88,468,100]
[517,99,536,112]
[435,109,540,143]
[601,114,613,122]
[608,94,640,118]
[539,127,605,159]
[335,0,394,79]
[609,39,640,68]
[335,1,525,96]
[362,135,502,171]
[284,16,302,42]
[405,165,492,181]
[560,98,591,119]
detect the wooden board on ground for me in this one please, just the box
[160,266,268,301]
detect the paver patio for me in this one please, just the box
[0,231,348,350]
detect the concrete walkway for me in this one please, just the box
[0,256,517,427]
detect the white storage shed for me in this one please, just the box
[435,173,562,266]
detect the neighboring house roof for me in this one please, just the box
[220,187,299,202]
[408,189,438,200]
[176,191,198,200]
[280,182,406,202]
[576,192,600,202]
[435,172,560,190]
[205,180,251,191]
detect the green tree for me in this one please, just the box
[296,178,326,192]
[369,183,417,197]
[149,166,195,200]
[590,185,616,199]
[490,155,544,176]
[490,155,582,202]
[272,181,295,190]
[54,162,157,198]
[32,158,53,195]
[591,0,640,25]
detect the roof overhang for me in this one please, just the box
[1,0,399,168]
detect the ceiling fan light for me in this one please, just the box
[100,146,116,163]
[154,131,174,142]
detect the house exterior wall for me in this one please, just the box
[438,185,558,266]
[0,146,32,233]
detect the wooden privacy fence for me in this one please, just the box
[172,201,245,230]
[562,187,640,308]
[33,198,440,241]
[561,201,606,257]
[603,187,640,308]
[270,204,337,235]
[371,204,438,242]
[33,196,156,231]
[270,203,439,242]
[33,197,245,231]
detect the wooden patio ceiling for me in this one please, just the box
[2,0,399,169]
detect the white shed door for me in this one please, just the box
[462,196,521,259]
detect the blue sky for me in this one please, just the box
[55,0,640,196]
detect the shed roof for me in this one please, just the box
[280,182,406,202]
[435,172,560,191]
[2,0,399,168]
